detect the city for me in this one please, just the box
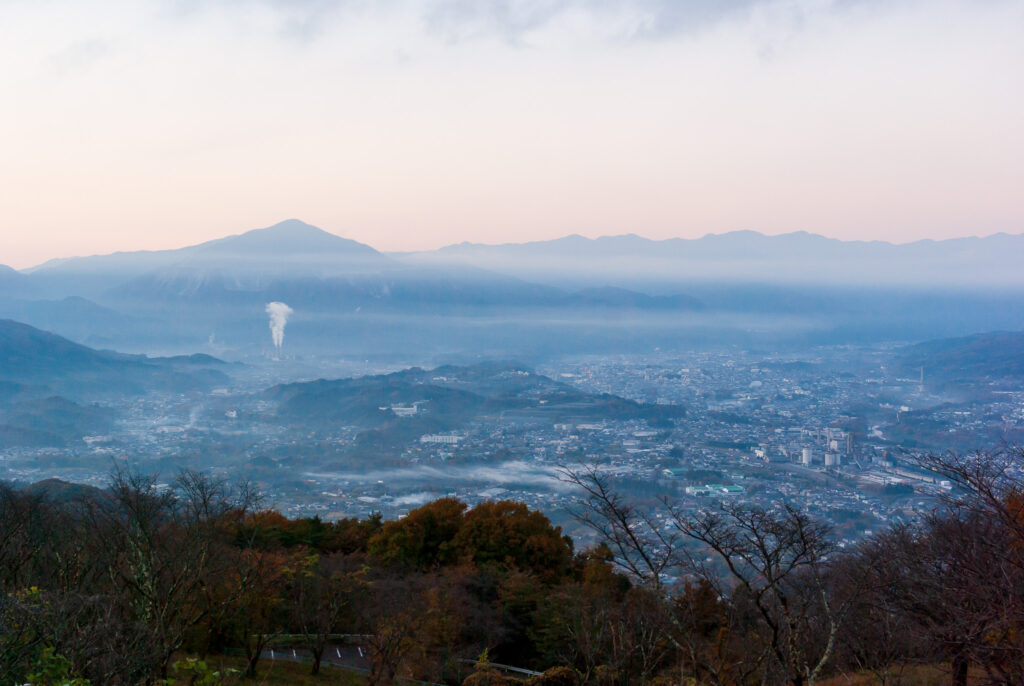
[4,338,1018,553]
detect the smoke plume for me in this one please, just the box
[265,302,293,352]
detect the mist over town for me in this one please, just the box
[2,1,1024,684]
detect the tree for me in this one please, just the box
[560,466,678,591]
[831,527,932,685]
[360,575,429,686]
[453,500,574,583]
[906,447,1024,685]
[83,467,259,678]
[673,502,842,686]
[230,549,288,678]
[562,466,851,686]
[287,552,353,675]
[368,497,467,569]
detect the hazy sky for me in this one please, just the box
[1,0,1022,268]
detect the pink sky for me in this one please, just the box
[1,0,1022,269]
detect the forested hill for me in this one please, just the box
[3,450,1022,686]
[265,362,685,431]
[898,330,1024,385]
[0,319,231,448]
[0,318,230,397]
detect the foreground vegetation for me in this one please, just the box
[2,448,1023,685]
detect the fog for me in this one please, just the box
[305,460,571,491]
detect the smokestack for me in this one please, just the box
[265,302,293,354]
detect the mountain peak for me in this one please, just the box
[196,220,381,258]
[253,218,328,236]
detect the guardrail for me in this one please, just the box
[456,659,543,677]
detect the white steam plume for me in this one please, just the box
[265,302,293,351]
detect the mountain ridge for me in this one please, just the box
[414,229,1024,253]
[22,223,1024,275]
[392,228,1024,287]
[0,318,229,396]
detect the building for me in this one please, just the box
[420,434,462,445]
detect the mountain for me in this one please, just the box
[394,230,1024,289]
[0,264,37,298]
[0,396,116,448]
[0,296,139,347]
[27,219,395,298]
[7,221,716,355]
[23,220,709,328]
[28,219,546,309]
[0,319,229,397]
[18,478,107,503]
[15,221,1024,355]
[262,362,685,461]
[898,330,1024,385]
[266,361,684,438]
[0,319,231,447]
[566,287,703,310]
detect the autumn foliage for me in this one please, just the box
[4,448,1024,685]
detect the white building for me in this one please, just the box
[420,434,462,445]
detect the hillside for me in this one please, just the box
[0,296,138,348]
[266,362,684,436]
[0,319,229,397]
[0,264,36,298]
[898,330,1024,384]
[17,478,107,503]
[0,396,115,448]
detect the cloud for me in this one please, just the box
[417,0,770,45]
[423,0,576,45]
[48,38,115,77]
[413,0,888,45]
[157,0,862,46]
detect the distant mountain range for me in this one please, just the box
[20,220,701,313]
[20,220,1024,299]
[3,219,1023,355]
[396,230,1024,288]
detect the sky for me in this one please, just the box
[1,0,1022,268]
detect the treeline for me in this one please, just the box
[2,448,1024,685]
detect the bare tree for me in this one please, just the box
[668,502,842,686]
[562,466,850,686]
[831,531,928,685]
[560,466,680,591]
[915,446,1024,548]
[0,485,41,590]
[84,466,260,679]
[355,573,429,686]
[288,552,353,675]
[849,450,1024,686]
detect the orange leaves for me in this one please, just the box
[366,498,575,583]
